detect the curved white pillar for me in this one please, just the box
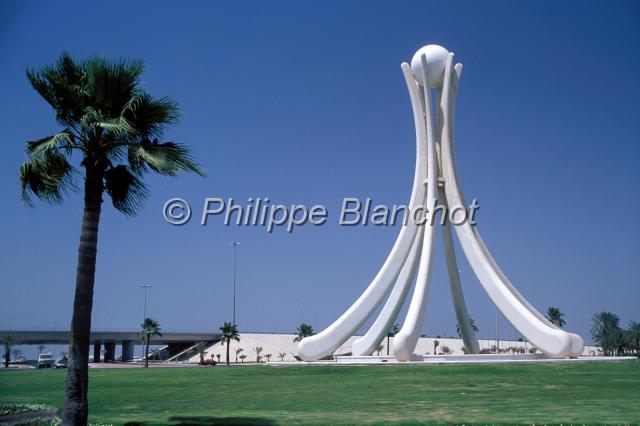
[297,63,429,361]
[441,192,480,354]
[439,57,579,358]
[392,54,440,362]
[351,224,424,356]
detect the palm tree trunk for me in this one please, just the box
[145,335,150,368]
[386,336,390,355]
[226,340,230,366]
[62,166,103,425]
[3,349,9,368]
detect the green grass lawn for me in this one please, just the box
[1,361,639,424]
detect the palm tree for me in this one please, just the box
[546,307,566,328]
[11,349,22,362]
[376,344,384,356]
[264,353,272,362]
[433,339,440,355]
[591,312,621,355]
[456,318,479,338]
[235,348,244,363]
[254,346,263,363]
[387,323,400,355]
[195,341,208,363]
[627,321,640,355]
[20,53,204,423]
[140,318,162,367]
[239,354,247,363]
[293,323,315,342]
[278,352,287,362]
[441,345,452,355]
[1,336,16,368]
[219,322,240,366]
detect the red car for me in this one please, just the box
[199,359,217,366]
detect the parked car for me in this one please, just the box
[55,356,68,368]
[199,359,217,366]
[38,352,55,368]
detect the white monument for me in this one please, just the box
[298,45,584,362]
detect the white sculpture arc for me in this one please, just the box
[297,45,584,361]
[295,61,430,361]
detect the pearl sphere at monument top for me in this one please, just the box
[410,44,450,87]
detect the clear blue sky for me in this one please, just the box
[1,1,638,348]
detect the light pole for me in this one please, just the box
[139,284,152,323]
[231,242,240,326]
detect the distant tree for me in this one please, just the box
[456,318,479,338]
[627,321,640,355]
[546,307,566,328]
[235,348,244,363]
[195,341,208,363]
[1,336,16,368]
[264,353,272,362]
[441,345,452,355]
[239,354,247,363]
[254,346,263,363]
[376,344,384,356]
[37,344,46,355]
[140,318,162,368]
[294,323,315,342]
[216,354,221,363]
[278,352,287,362]
[11,348,22,361]
[591,312,621,355]
[433,339,440,355]
[219,322,240,366]
[387,323,400,355]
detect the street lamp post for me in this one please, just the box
[231,242,240,326]
[139,284,152,323]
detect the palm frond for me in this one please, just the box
[83,55,144,118]
[123,93,180,137]
[26,52,87,126]
[19,151,77,205]
[96,116,135,137]
[78,107,135,138]
[128,141,205,177]
[26,130,76,158]
[104,165,149,215]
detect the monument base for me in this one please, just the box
[332,354,636,365]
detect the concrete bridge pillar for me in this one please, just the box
[104,342,116,362]
[121,341,134,362]
[93,342,101,363]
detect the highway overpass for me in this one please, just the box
[0,330,221,362]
